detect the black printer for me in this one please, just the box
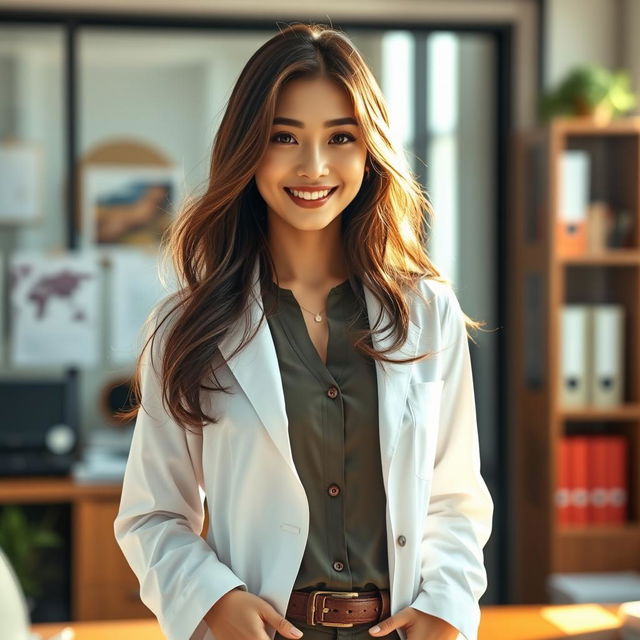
[0,379,79,477]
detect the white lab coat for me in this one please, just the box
[114,257,494,640]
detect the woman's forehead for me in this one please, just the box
[274,77,355,123]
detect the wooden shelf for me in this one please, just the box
[511,116,640,602]
[559,251,640,266]
[550,115,640,135]
[561,404,640,421]
[559,522,640,537]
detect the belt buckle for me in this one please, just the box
[307,590,359,627]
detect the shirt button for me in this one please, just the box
[327,386,339,399]
[333,560,344,572]
[397,535,406,547]
[328,484,340,497]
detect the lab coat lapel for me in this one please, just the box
[363,284,422,476]
[217,258,295,476]
[218,257,422,481]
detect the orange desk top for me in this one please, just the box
[31,603,625,640]
[31,619,162,639]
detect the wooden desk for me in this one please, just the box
[31,603,625,639]
[0,477,151,621]
[32,619,162,639]
[0,476,209,622]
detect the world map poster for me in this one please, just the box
[9,251,100,366]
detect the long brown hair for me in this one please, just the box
[117,22,484,432]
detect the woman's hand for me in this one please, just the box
[368,606,459,639]
[205,587,304,640]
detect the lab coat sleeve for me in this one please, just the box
[409,286,494,640]
[113,306,248,640]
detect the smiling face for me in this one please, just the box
[254,75,368,232]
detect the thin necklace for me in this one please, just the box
[272,279,326,322]
[298,303,325,323]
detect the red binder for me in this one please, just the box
[568,436,589,525]
[607,435,627,524]
[556,437,571,526]
[587,436,610,524]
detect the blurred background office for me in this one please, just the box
[1,0,639,626]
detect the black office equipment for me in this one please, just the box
[0,379,78,477]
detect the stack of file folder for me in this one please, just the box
[560,304,624,407]
[547,571,640,604]
[555,434,628,525]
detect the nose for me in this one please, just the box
[296,144,329,179]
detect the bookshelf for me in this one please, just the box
[511,116,640,603]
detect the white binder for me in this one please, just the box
[560,150,590,223]
[590,304,624,406]
[560,305,591,407]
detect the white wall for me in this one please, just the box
[544,0,621,89]
[545,0,640,116]
[621,0,640,113]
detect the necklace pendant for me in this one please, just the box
[314,314,322,323]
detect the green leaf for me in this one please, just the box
[539,64,638,120]
[31,530,62,548]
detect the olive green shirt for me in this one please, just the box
[261,276,389,593]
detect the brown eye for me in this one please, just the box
[271,132,295,144]
[330,132,356,145]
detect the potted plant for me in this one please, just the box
[539,64,637,123]
[0,505,62,613]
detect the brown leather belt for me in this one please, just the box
[286,588,390,627]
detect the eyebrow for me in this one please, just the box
[272,116,358,128]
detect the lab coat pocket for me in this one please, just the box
[407,380,444,480]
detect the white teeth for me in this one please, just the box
[288,188,332,200]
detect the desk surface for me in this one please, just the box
[0,477,121,503]
[31,603,625,640]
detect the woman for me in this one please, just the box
[114,22,494,640]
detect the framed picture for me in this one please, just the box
[80,164,183,249]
